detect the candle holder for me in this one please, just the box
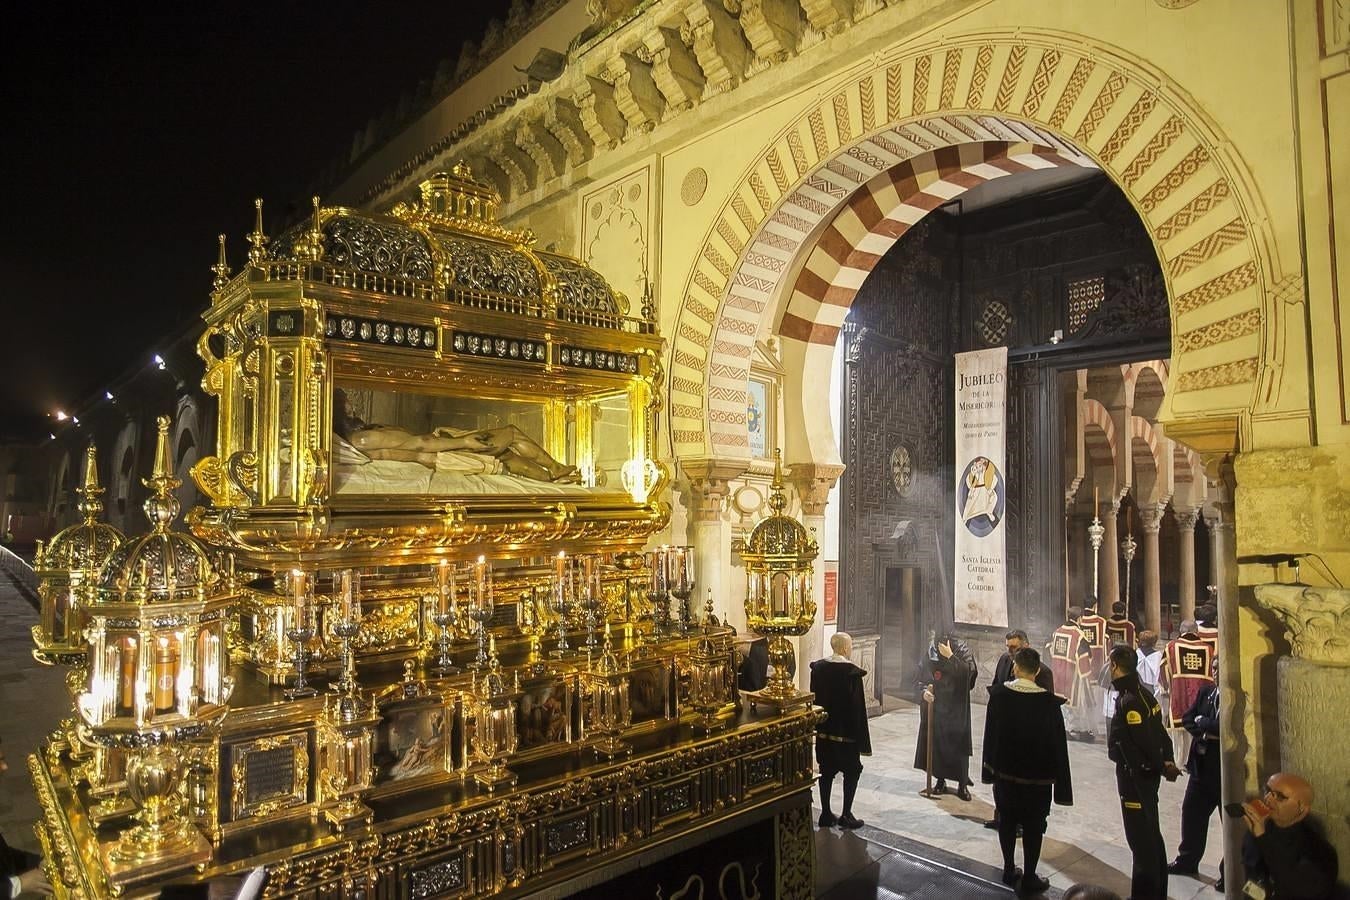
[467,556,495,670]
[670,547,695,634]
[580,560,604,650]
[332,570,363,696]
[645,547,672,637]
[284,622,318,699]
[689,593,732,732]
[549,565,575,658]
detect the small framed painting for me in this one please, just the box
[746,376,776,459]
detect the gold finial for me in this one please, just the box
[451,160,473,179]
[767,448,787,514]
[293,196,326,262]
[211,234,231,292]
[76,445,105,522]
[142,415,181,532]
[246,198,269,265]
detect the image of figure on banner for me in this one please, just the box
[958,455,1005,537]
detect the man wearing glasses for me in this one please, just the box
[1238,772,1339,900]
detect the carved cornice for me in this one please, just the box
[1253,584,1350,666]
[1160,415,1242,481]
[788,462,845,518]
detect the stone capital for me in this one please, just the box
[788,462,845,518]
[1174,508,1200,532]
[1139,504,1165,535]
[680,457,750,523]
[1253,584,1350,665]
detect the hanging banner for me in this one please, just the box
[954,347,1008,627]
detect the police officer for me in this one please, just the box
[1107,643,1180,900]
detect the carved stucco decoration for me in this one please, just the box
[1253,584,1350,666]
[889,445,913,497]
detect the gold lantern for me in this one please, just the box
[583,623,631,757]
[689,592,734,731]
[76,416,235,886]
[34,445,126,667]
[470,636,520,791]
[317,691,379,830]
[740,450,817,712]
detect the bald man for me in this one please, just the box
[1239,772,1339,899]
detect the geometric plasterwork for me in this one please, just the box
[580,162,655,309]
[667,29,1277,461]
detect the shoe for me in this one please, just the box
[1167,861,1200,877]
[818,811,838,828]
[1001,867,1022,887]
[956,786,972,802]
[838,813,865,829]
[984,819,999,830]
[931,780,949,795]
[1019,873,1050,895]
[1215,876,1224,892]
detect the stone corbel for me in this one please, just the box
[680,457,751,523]
[738,0,801,65]
[494,140,539,197]
[787,462,845,518]
[575,77,628,150]
[514,118,566,183]
[610,52,666,133]
[642,25,705,112]
[1253,584,1350,666]
[545,99,595,167]
[799,0,851,34]
[683,0,750,96]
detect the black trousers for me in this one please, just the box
[1176,746,1221,868]
[1117,768,1167,900]
[817,739,863,815]
[993,780,1052,874]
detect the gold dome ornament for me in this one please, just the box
[741,450,818,712]
[34,445,126,666]
[74,416,237,889]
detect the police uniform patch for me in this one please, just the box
[1126,710,1143,725]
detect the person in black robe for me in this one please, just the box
[738,635,769,691]
[810,632,872,829]
[915,630,977,800]
[982,647,1073,895]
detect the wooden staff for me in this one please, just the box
[923,689,935,796]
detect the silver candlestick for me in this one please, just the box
[467,557,495,670]
[284,623,318,699]
[1120,533,1138,616]
[1087,515,1105,606]
[549,571,574,658]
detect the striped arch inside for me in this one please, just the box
[780,140,1096,348]
[702,126,1095,452]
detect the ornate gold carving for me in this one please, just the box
[1253,585,1350,665]
[229,733,309,820]
[775,804,813,899]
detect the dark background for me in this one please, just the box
[2,3,513,437]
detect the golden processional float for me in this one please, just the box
[30,165,822,899]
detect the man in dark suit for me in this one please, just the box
[1168,662,1221,880]
[992,629,1056,692]
[810,632,872,830]
[738,634,769,691]
[982,647,1074,895]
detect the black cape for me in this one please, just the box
[981,682,1073,805]
[914,638,977,782]
[809,659,872,753]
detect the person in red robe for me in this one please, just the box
[1047,607,1096,741]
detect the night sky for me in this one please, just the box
[2,2,514,438]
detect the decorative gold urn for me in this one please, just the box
[689,592,735,731]
[75,416,236,887]
[740,450,818,712]
[583,623,631,757]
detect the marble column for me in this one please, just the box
[789,462,844,696]
[1253,584,1350,886]
[1204,473,1244,900]
[1139,505,1164,633]
[680,458,748,631]
[1174,509,1200,624]
[1099,501,1121,608]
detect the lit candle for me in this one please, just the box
[437,561,450,615]
[340,569,354,622]
[292,569,306,625]
[556,550,567,581]
[351,570,363,621]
